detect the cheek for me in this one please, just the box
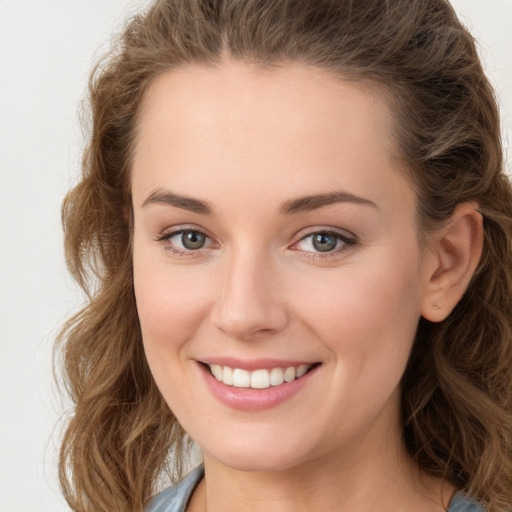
[292,246,423,382]
[285,250,423,441]
[132,243,212,362]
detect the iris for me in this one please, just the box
[182,230,206,250]
[312,233,337,252]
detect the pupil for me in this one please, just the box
[182,231,205,250]
[312,233,337,252]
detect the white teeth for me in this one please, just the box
[251,369,271,389]
[296,364,309,378]
[269,367,284,386]
[210,364,223,380]
[284,366,296,382]
[232,368,251,388]
[223,366,233,385]
[208,363,313,388]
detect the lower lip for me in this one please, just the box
[198,363,320,411]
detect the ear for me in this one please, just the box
[421,202,483,322]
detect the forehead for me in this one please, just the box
[135,60,393,153]
[131,60,412,216]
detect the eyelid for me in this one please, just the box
[290,227,358,258]
[293,226,357,244]
[156,225,218,255]
[298,223,354,236]
[157,225,210,240]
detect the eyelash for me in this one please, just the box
[291,229,358,260]
[156,227,358,260]
[156,228,216,257]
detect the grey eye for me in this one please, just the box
[181,230,207,250]
[311,233,338,252]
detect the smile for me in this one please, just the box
[199,360,321,411]
[208,364,312,389]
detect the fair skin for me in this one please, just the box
[131,60,482,512]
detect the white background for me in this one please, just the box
[0,1,510,511]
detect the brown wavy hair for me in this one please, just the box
[55,0,512,510]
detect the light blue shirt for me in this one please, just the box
[145,465,485,512]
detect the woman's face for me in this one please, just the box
[132,61,433,472]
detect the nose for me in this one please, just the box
[209,248,289,341]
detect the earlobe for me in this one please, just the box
[421,202,483,322]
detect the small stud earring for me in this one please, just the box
[432,300,441,310]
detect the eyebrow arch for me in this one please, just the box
[278,191,378,215]
[142,189,212,215]
[141,188,377,216]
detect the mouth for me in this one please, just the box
[204,362,321,389]
[198,360,322,411]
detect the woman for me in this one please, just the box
[56,0,512,511]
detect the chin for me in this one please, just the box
[199,431,315,473]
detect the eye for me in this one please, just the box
[292,229,357,258]
[157,228,215,255]
[177,230,207,250]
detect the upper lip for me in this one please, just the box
[199,357,320,371]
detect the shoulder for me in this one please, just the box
[448,492,485,512]
[145,465,205,512]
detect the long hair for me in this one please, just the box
[56,0,512,510]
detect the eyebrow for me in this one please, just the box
[142,189,212,215]
[278,191,378,214]
[141,188,378,215]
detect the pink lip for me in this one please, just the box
[197,361,320,412]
